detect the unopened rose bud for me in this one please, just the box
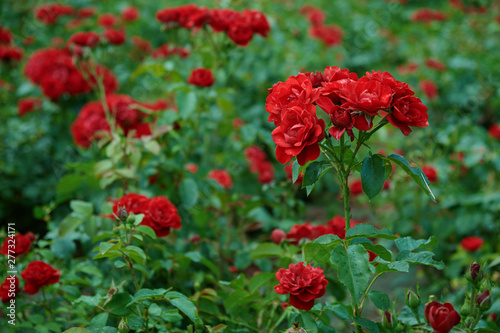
[406,290,421,309]
[118,318,130,333]
[460,298,470,317]
[394,321,405,333]
[382,310,393,328]
[270,229,286,244]
[489,313,497,322]
[477,290,491,311]
[466,263,482,284]
[126,212,136,225]
[285,322,306,333]
[118,207,128,222]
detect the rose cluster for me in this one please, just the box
[156,5,270,47]
[0,24,23,63]
[151,44,190,59]
[71,94,168,148]
[300,5,343,48]
[266,67,429,165]
[274,262,328,310]
[35,3,75,24]
[24,48,118,99]
[244,145,275,184]
[0,232,36,258]
[112,193,182,237]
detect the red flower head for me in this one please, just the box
[208,169,233,189]
[142,196,181,237]
[266,74,320,126]
[0,276,19,303]
[185,163,199,174]
[243,10,270,37]
[77,7,96,19]
[122,6,139,22]
[67,32,100,48]
[18,97,42,116]
[21,261,61,295]
[424,301,461,333]
[349,179,363,196]
[316,96,357,140]
[274,262,328,310]
[104,29,126,45]
[460,236,484,252]
[270,229,287,244]
[326,216,358,239]
[256,161,275,184]
[425,58,446,71]
[112,193,149,216]
[308,25,343,47]
[422,166,438,183]
[228,19,254,47]
[272,102,325,166]
[300,6,326,26]
[209,9,242,32]
[35,4,74,24]
[320,66,359,103]
[1,232,35,258]
[132,36,152,53]
[387,95,428,135]
[98,13,117,28]
[339,76,393,115]
[0,45,24,62]
[0,25,13,44]
[489,124,500,139]
[245,145,268,170]
[410,8,447,24]
[419,80,438,100]
[187,68,215,87]
[70,101,111,148]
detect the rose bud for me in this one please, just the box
[476,290,491,311]
[406,290,421,309]
[460,297,470,317]
[270,229,286,244]
[117,207,128,222]
[118,318,130,333]
[465,263,483,284]
[382,310,393,328]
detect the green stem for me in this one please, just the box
[342,174,351,234]
[358,273,383,314]
[469,288,476,319]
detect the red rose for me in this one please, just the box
[274,262,328,311]
[410,8,447,23]
[270,229,287,244]
[187,68,215,87]
[70,101,111,148]
[21,261,61,295]
[256,161,274,184]
[243,10,270,37]
[67,32,100,48]
[424,301,461,333]
[284,162,304,185]
[488,124,500,139]
[425,58,446,71]
[98,13,117,28]
[122,6,139,22]
[397,62,419,76]
[316,97,356,140]
[185,163,199,174]
[104,29,126,45]
[208,169,233,189]
[132,36,152,53]
[1,232,36,258]
[227,19,254,47]
[422,166,438,183]
[143,196,181,237]
[209,9,242,32]
[349,179,363,196]
[0,276,19,303]
[419,80,438,100]
[272,102,325,166]
[460,236,484,252]
[339,76,393,115]
[320,66,359,103]
[77,7,96,19]
[0,25,13,44]
[18,97,42,116]
[266,74,320,126]
[326,216,358,239]
[386,95,428,135]
[112,193,149,216]
[245,145,267,170]
[0,45,23,62]
[308,25,343,47]
[35,4,74,24]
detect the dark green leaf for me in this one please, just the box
[396,251,445,270]
[304,235,342,264]
[70,200,93,217]
[302,161,333,196]
[179,178,199,208]
[345,224,396,241]
[361,154,386,199]
[249,242,283,259]
[176,91,197,120]
[368,290,390,311]
[135,225,157,239]
[395,236,438,252]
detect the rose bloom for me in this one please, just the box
[460,236,484,252]
[209,9,242,32]
[104,29,126,45]
[0,25,13,44]
[142,196,182,237]
[243,9,270,37]
[122,6,139,22]
[272,102,325,166]
[98,13,117,28]
[387,95,428,136]
[18,97,42,116]
[208,169,233,189]
[421,166,438,183]
[112,193,149,216]
[0,232,36,258]
[21,261,61,295]
[419,80,438,100]
[327,216,358,239]
[286,222,329,245]
[187,68,215,87]
[256,161,274,184]
[488,124,500,139]
[274,262,328,310]
[349,179,363,196]
[339,76,393,115]
[67,31,100,48]
[270,229,287,244]
[228,19,254,47]
[0,45,24,62]
[424,301,461,333]
[77,7,96,19]
[397,62,419,76]
[0,276,19,303]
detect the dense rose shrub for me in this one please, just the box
[21,261,61,295]
[0,45,23,62]
[274,262,328,310]
[67,31,100,48]
[424,301,461,333]
[0,232,35,257]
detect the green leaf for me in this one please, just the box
[94,159,113,176]
[368,290,390,311]
[222,289,248,312]
[166,293,202,325]
[51,238,76,259]
[385,154,436,202]
[323,304,352,319]
[58,213,85,237]
[90,313,108,328]
[73,294,105,307]
[331,244,372,303]
[115,168,136,179]
[63,329,93,333]
[124,245,147,263]
[375,261,410,274]
[248,272,275,293]
[304,235,342,264]
[292,160,300,184]
[56,174,83,198]
[395,236,438,252]
[107,293,133,316]
[249,242,283,259]
[301,312,318,331]
[396,251,446,270]
[361,154,386,199]
[302,160,333,196]
[136,225,157,239]
[129,288,167,305]
[162,309,183,322]
[176,91,197,120]
[144,140,161,155]
[70,200,93,217]
[360,243,392,262]
[352,317,379,333]
[345,224,397,241]
[179,178,199,208]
